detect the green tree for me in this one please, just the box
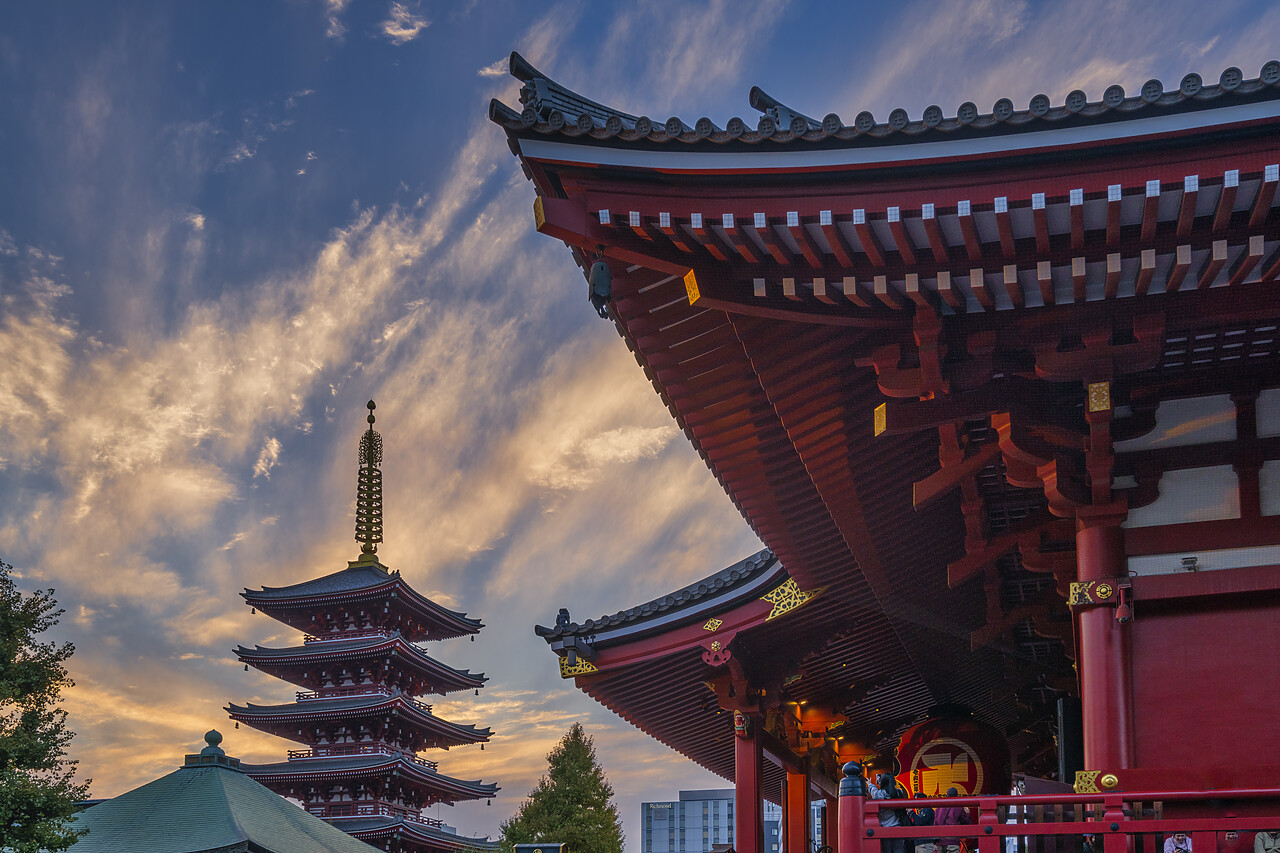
[0,560,89,852]
[500,722,624,853]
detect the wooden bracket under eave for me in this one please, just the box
[913,440,1002,510]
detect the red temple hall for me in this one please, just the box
[229,402,498,853]
[491,54,1280,853]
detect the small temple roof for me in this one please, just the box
[491,52,1280,149]
[66,731,380,853]
[337,817,499,852]
[535,548,782,642]
[235,635,486,692]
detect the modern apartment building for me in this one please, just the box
[640,789,782,853]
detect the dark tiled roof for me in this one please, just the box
[490,52,1280,146]
[335,817,500,850]
[235,637,486,686]
[246,561,394,599]
[534,548,780,640]
[243,559,482,634]
[66,760,381,853]
[244,755,498,796]
[227,695,493,739]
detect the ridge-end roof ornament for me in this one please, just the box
[355,400,384,558]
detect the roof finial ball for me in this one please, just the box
[202,729,225,756]
[355,400,384,559]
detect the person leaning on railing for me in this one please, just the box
[1164,832,1192,853]
[1256,831,1280,853]
[934,788,972,853]
[869,773,908,853]
[910,792,936,853]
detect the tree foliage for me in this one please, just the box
[0,560,89,853]
[500,722,624,853]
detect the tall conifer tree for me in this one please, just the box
[500,722,624,853]
[0,560,89,853]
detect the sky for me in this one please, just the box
[1,0,1278,847]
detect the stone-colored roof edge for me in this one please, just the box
[490,51,1280,148]
[534,548,780,640]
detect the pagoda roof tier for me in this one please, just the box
[332,816,499,853]
[226,693,491,748]
[499,53,1280,785]
[243,557,481,641]
[242,754,498,804]
[235,635,485,695]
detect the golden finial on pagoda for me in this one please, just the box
[354,400,383,556]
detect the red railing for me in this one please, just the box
[307,801,444,827]
[286,743,439,771]
[840,789,1280,853]
[294,687,432,714]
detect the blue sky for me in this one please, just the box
[1,0,1278,846]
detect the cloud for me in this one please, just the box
[380,3,430,45]
[252,437,281,479]
[325,0,350,39]
[477,57,507,78]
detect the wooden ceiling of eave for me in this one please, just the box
[578,650,789,802]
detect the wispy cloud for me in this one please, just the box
[325,0,350,40]
[477,57,507,78]
[380,3,430,45]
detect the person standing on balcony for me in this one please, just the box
[935,788,971,853]
[1255,832,1280,853]
[911,792,936,853]
[870,772,907,853]
[1166,833,1193,853]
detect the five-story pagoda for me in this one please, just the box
[229,401,499,853]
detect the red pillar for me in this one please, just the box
[786,768,809,853]
[824,794,837,853]
[736,720,764,853]
[1076,519,1134,770]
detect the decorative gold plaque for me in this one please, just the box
[684,269,700,304]
[559,655,598,679]
[703,618,723,632]
[1087,381,1111,413]
[761,579,823,621]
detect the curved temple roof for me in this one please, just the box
[535,548,781,642]
[236,635,486,694]
[244,558,482,640]
[492,52,1280,149]
[226,694,492,746]
[244,754,498,801]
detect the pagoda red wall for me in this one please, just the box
[1130,577,1280,775]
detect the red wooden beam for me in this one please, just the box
[1249,163,1278,228]
[1032,193,1050,254]
[785,210,823,268]
[994,197,1015,257]
[1212,169,1239,231]
[1071,256,1086,302]
[689,213,731,261]
[873,275,904,309]
[1135,249,1156,295]
[922,203,949,263]
[818,210,855,268]
[721,214,762,264]
[1167,244,1193,291]
[1105,184,1123,247]
[1104,252,1122,299]
[851,209,885,267]
[887,206,917,265]
[967,268,993,310]
[1176,175,1199,238]
[1227,234,1266,286]
[958,200,982,262]
[1198,239,1228,288]
[936,270,962,310]
[1140,179,1161,241]
[1036,260,1054,305]
[841,276,873,308]
[658,210,697,253]
[912,440,1002,509]
[1070,188,1085,250]
[753,213,791,264]
[1002,264,1023,308]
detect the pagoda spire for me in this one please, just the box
[354,400,383,557]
